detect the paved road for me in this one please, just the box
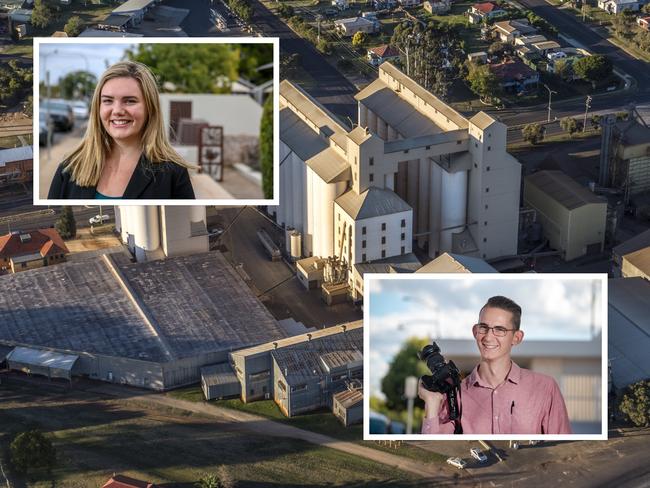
[0,204,114,234]
[494,0,650,127]
[249,0,359,124]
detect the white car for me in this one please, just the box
[470,447,488,463]
[71,100,89,119]
[89,214,110,225]
[446,457,467,469]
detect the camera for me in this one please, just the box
[418,342,462,430]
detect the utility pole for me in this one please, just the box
[583,95,592,133]
[543,84,557,123]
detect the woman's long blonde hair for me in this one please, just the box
[64,60,193,186]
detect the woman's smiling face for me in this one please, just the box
[99,76,147,145]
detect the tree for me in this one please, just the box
[619,380,650,427]
[10,430,56,474]
[55,206,77,239]
[31,0,53,30]
[58,70,97,100]
[465,61,498,102]
[488,40,505,57]
[560,116,578,136]
[573,55,613,87]
[23,95,33,117]
[64,15,84,37]
[352,31,366,47]
[277,3,294,18]
[196,467,234,488]
[260,94,273,200]
[127,44,240,93]
[521,123,544,144]
[553,58,572,81]
[381,337,431,411]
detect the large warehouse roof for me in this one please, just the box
[0,252,287,362]
[609,277,650,387]
[525,170,605,210]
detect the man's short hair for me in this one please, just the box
[481,296,522,330]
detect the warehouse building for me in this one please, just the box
[0,251,287,390]
[524,170,607,261]
[332,388,363,426]
[230,321,362,417]
[612,229,650,276]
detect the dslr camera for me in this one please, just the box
[418,342,462,431]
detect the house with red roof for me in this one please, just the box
[0,229,69,274]
[468,2,507,24]
[367,45,400,66]
[638,16,650,30]
[489,59,540,93]
[102,474,157,488]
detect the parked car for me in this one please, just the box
[70,100,89,119]
[39,119,48,146]
[446,457,467,469]
[89,214,110,225]
[40,99,74,131]
[470,448,488,463]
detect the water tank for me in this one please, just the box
[290,231,302,261]
[285,227,294,253]
[133,206,160,251]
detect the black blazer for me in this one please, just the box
[48,156,196,199]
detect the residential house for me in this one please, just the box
[332,0,349,10]
[367,44,400,66]
[373,0,397,8]
[334,16,378,36]
[598,0,640,14]
[489,59,540,93]
[637,16,650,29]
[467,51,489,63]
[492,19,538,43]
[531,40,561,56]
[399,0,422,7]
[423,0,451,13]
[468,2,507,24]
[514,34,548,47]
[0,229,69,274]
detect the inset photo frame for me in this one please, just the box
[34,37,279,206]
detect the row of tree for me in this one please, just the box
[0,59,32,104]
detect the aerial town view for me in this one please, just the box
[0,0,649,486]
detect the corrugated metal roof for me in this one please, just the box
[416,252,497,273]
[272,328,363,385]
[333,389,363,408]
[354,252,421,275]
[355,79,442,138]
[335,187,411,220]
[112,0,155,14]
[0,146,32,165]
[608,277,650,387]
[613,229,650,258]
[525,170,606,210]
[7,346,78,371]
[0,344,13,362]
[201,362,239,387]
[469,112,497,131]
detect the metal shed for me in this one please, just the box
[6,347,78,381]
[201,363,240,400]
[332,389,363,426]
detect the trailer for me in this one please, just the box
[257,228,281,261]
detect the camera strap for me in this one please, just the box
[453,386,463,434]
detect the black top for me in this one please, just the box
[47,155,196,200]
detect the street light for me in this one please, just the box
[543,84,557,123]
[583,95,593,133]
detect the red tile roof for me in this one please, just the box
[489,59,537,81]
[0,229,69,260]
[473,2,498,13]
[369,45,400,58]
[102,475,156,488]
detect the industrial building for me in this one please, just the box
[0,229,68,274]
[332,388,363,426]
[275,63,521,299]
[415,252,497,273]
[609,277,650,388]
[0,251,288,390]
[523,170,607,261]
[229,321,362,417]
[114,206,209,262]
[0,145,32,186]
[620,247,650,280]
[612,229,650,276]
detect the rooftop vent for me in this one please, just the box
[19,234,31,243]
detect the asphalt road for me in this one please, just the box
[0,204,115,235]
[494,0,650,127]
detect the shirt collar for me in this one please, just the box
[469,360,521,387]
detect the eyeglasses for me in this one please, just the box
[473,324,515,337]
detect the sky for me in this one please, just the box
[39,44,133,84]
[367,276,604,397]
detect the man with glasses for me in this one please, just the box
[419,295,572,434]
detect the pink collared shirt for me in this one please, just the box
[421,361,572,434]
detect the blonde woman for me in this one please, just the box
[48,61,195,199]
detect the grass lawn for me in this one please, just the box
[30,3,114,37]
[168,386,445,465]
[0,383,421,487]
[1,39,33,58]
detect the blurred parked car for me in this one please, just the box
[40,99,74,132]
[446,457,467,469]
[89,214,111,225]
[470,447,487,463]
[70,100,89,119]
[39,119,48,146]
